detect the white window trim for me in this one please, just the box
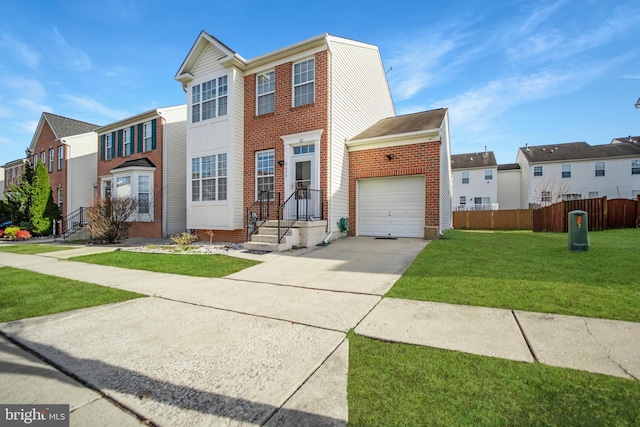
[562,164,571,178]
[49,149,54,172]
[105,167,156,222]
[595,161,605,177]
[191,75,229,123]
[143,122,153,152]
[292,58,315,108]
[255,149,275,200]
[123,128,131,155]
[257,71,275,115]
[58,146,64,170]
[462,171,469,184]
[190,153,228,203]
[106,134,113,160]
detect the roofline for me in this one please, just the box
[348,127,441,146]
[96,108,161,133]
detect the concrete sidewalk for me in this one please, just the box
[1,239,639,426]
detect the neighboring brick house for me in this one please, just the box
[450,151,499,211]
[175,32,452,248]
[96,105,187,238]
[2,159,26,193]
[27,112,100,218]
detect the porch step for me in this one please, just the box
[245,226,299,252]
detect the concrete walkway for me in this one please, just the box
[1,238,639,426]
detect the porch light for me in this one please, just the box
[277,160,284,166]
[385,154,394,161]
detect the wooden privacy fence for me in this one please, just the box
[532,197,638,232]
[453,196,639,232]
[453,209,533,230]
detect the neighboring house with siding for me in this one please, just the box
[27,112,100,218]
[175,31,452,248]
[451,151,498,211]
[96,105,187,238]
[496,163,521,210]
[516,140,640,208]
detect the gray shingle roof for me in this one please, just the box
[498,163,521,171]
[350,109,447,141]
[519,141,640,163]
[451,151,497,169]
[112,158,156,170]
[43,112,100,139]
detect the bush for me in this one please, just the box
[171,232,198,247]
[4,227,20,237]
[0,230,4,238]
[86,197,138,244]
[15,230,31,240]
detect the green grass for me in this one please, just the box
[69,251,260,277]
[0,267,145,322]
[387,228,640,321]
[348,333,640,427]
[0,244,75,255]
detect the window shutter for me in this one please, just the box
[111,131,116,159]
[100,135,105,160]
[137,123,143,153]
[117,130,123,157]
[130,126,135,154]
[151,119,157,150]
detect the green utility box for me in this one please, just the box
[568,210,589,252]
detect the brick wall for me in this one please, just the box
[243,50,330,224]
[32,122,68,216]
[97,118,164,238]
[348,141,442,237]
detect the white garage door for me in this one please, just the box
[357,176,425,238]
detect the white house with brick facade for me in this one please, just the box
[175,31,452,249]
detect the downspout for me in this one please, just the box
[323,39,334,244]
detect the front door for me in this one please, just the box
[286,144,319,220]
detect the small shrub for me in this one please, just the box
[5,227,20,237]
[0,230,4,238]
[15,229,31,240]
[171,232,198,247]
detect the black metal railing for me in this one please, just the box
[246,191,277,241]
[58,207,86,239]
[246,189,324,244]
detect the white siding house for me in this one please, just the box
[516,141,640,207]
[62,132,99,214]
[497,164,522,210]
[451,151,498,210]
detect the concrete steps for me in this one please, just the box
[244,220,329,252]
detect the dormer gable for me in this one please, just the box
[175,31,246,84]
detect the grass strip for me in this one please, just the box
[348,333,640,426]
[70,251,260,278]
[0,267,145,322]
[0,244,75,255]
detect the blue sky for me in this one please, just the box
[1,0,638,166]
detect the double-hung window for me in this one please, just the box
[485,170,493,180]
[33,154,38,165]
[106,134,113,160]
[191,154,228,201]
[462,171,469,184]
[562,164,571,178]
[138,176,150,214]
[533,166,543,176]
[49,149,54,172]
[632,159,640,175]
[541,191,551,203]
[143,122,153,152]
[257,71,275,115]
[123,128,131,155]
[58,146,64,170]
[256,150,275,199]
[595,161,605,177]
[459,196,466,207]
[41,151,46,165]
[191,76,228,123]
[293,58,314,107]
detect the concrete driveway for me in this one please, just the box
[0,237,427,426]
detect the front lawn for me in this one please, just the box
[348,333,640,426]
[0,267,145,322]
[387,229,640,321]
[0,244,75,255]
[70,251,260,277]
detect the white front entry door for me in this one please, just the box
[285,145,319,220]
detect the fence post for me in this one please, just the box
[602,196,608,231]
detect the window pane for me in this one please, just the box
[294,83,314,106]
[192,85,200,103]
[257,93,274,115]
[191,180,200,201]
[202,155,215,178]
[202,99,216,120]
[218,177,227,201]
[116,176,131,197]
[191,158,200,179]
[218,153,227,177]
[202,80,216,101]
[192,104,200,123]
[218,96,227,116]
[218,76,227,96]
[202,178,216,201]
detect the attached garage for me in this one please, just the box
[357,176,425,238]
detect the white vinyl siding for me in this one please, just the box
[159,105,187,235]
[328,39,396,236]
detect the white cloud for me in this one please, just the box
[51,28,93,72]
[59,94,127,121]
[18,120,39,133]
[0,32,40,70]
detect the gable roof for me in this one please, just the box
[518,141,640,163]
[350,109,447,141]
[498,163,521,171]
[451,151,497,170]
[30,112,100,150]
[611,135,640,144]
